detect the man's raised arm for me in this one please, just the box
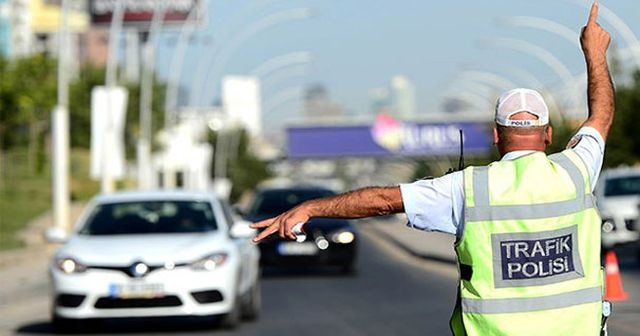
[580,0,614,141]
[251,186,404,242]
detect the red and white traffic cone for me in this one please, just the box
[604,250,629,301]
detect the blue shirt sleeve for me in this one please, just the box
[399,170,464,236]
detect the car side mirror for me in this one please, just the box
[45,227,69,244]
[230,220,256,239]
[232,203,246,218]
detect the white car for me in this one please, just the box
[46,190,261,331]
[595,167,640,249]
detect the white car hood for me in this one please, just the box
[57,233,231,266]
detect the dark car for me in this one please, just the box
[246,185,358,273]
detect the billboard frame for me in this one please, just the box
[89,0,206,31]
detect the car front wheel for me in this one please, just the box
[219,294,241,329]
[241,281,261,320]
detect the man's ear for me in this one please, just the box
[492,127,499,145]
[544,126,553,145]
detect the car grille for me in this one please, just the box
[89,265,165,278]
[191,290,224,304]
[56,294,86,308]
[625,219,637,231]
[94,296,182,309]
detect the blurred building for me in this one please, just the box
[79,26,108,66]
[2,0,29,58]
[367,75,416,119]
[369,87,390,115]
[0,0,92,64]
[0,0,9,57]
[222,76,262,136]
[303,83,343,121]
[390,75,416,120]
[442,97,474,114]
[154,120,213,191]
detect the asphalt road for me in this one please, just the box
[7,226,459,336]
[4,224,639,336]
[607,243,640,336]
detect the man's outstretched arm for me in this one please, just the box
[580,0,614,141]
[251,186,404,242]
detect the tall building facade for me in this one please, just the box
[0,0,88,60]
[368,75,417,120]
[79,26,108,66]
[369,87,390,115]
[0,0,10,57]
[304,83,343,120]
[390,75,416,120]
[222,76,262,136]
[7,0,31,58]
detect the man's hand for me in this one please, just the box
[579,0,615,141]
[250,204,311,243]
[580,1,610,62]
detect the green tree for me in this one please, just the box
[0,55,57,173]
[123,78,167,159]
[67,65,167,160]
[68,64,105,148]
[606,70,640,167]
[208,129,272,202]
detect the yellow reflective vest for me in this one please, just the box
[451,150,604,336]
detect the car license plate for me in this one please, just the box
[278,242,319,255]
[109,282,164,299]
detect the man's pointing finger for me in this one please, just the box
[587,0,599,25]
[250,217,275,229]
[252,224,278,243]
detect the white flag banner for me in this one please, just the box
[90,86,128,180]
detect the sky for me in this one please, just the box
[153,0,640,128]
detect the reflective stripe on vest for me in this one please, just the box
[461,286,601,314]
[466,152,596,222]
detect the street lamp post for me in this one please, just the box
[250,51,313,78]
[191,7,313,107]
[212,52,313,184]
[100,0,125,194]
[500,16,580,49]
[52,0,70,232]
[137,3,166,190]
[164,4,201,127]
[481,37,583,119]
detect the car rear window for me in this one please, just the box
[249,188,335,217]
[79,201,218,235]
[604,176,640,197]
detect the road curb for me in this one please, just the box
[0,203,85,269]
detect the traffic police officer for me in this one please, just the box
[252,1,613,335]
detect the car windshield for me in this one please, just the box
[78,200,218,235]
[604,176,640,197]
[249,188,335,217]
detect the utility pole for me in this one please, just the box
[52,0,70,232]
[137,31,152,190]
[137,3,165,190]
[101,0,125,193]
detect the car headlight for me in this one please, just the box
[55,257,87,274]
[330,230,355,244]
[190,253,228,271]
